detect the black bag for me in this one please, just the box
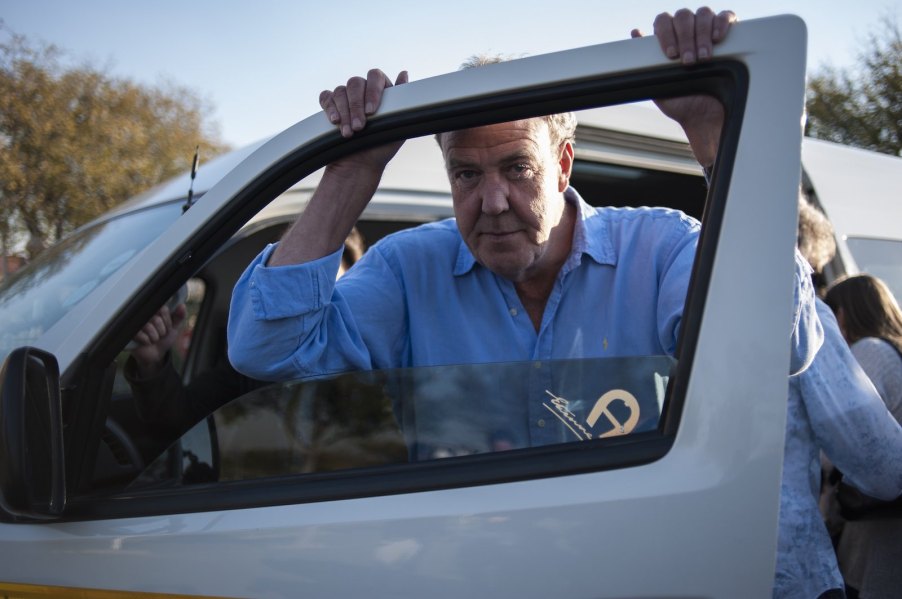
[836,337,902,520]
[836,480,902,521]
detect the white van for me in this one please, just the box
[0,15,896,598]
[801,139,902,299]
[575,103,902,298]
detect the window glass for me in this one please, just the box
[0,202,184,362]
[112,94,724,497]
[106,278,208,472]
[845,237,902,301]
[130,356,675,488]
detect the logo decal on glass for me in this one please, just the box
[543,388,641,441]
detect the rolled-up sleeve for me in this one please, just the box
[806,301,902,500]
[246,244,336,320]
[788,250,823,375]
[228,243,379,381]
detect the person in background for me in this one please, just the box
[826,274,902,422]
[824,273,902,598]
[125,228,366,439]
[773,194,902,599]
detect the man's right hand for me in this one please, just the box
[269,69,410,268]
[130,304,187,378]
[319,69,409,173]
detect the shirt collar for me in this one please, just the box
[453,186,615,277]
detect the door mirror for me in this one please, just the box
[0,347,65,520]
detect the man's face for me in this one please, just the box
[441,119,573,283]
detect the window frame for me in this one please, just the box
[60,61,748,522]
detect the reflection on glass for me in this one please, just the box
[0,202,183,361]
[131,356,675,489]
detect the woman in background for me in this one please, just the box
[825,273,902,598]
[826,274,902,422]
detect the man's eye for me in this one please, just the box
[456,170,478,180]
[510,164,532,178]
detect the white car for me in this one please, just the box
[0,15,863,598]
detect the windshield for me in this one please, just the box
[0,202,184,361]
[845,237,902,301]
[130,356,675,489]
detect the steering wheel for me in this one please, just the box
[101,417,145,476]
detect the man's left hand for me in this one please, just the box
[632,7,737,168]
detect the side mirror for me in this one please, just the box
[0,347,65,520]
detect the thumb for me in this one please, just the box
[630,28,644,39]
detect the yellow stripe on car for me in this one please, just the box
[0,582,237,599]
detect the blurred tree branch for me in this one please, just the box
[0,22,230,258]
[806,18,902,156]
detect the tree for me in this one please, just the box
[806,20,902,156]
[0,24,230,259]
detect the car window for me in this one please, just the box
[130,355,675,488]
[102,277,207,480]
[845,237,902,301]
[0,202,184,362]
[77,78,741,515]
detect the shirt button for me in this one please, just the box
[509,308,518,316]
[537,419,546,427]
[533,361,542,369]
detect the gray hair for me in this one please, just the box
[435,53,577,150]
[797,190,836,274]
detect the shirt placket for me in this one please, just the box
[529,276,566,446]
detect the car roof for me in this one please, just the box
[111,102,690,217]
[802,137,902,242]
[112,99,902,248]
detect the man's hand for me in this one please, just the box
[632,7,737,168]
[270,69,411,268]
[319,69,409,173]
[130,304,187,378]
[320,69,408,138]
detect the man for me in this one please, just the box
[774,195,902,598]
[228,9,819,445]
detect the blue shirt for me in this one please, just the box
[228,187,819,448]
[229,189,698,372]
[775,299,902,599]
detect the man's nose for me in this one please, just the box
[480,174,509,215]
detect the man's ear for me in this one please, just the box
[557,141,574,192]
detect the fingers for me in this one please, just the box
[652,7,736,65]
[364,69,389,116]
[320,69,409,138]
[694,6,715,60]
[654,12,681,60]
[134,307,174,346]
[672,8,699,64]
[713,10,737,42]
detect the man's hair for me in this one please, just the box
[797,190,836,274]
[434,53,577,150]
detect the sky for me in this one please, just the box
[3,1,900,148]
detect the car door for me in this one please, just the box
[0,15,807,598]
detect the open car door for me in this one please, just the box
[0,15,807,598]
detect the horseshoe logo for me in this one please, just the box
[586,389,640,438]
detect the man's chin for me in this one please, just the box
[478,257,531,282]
